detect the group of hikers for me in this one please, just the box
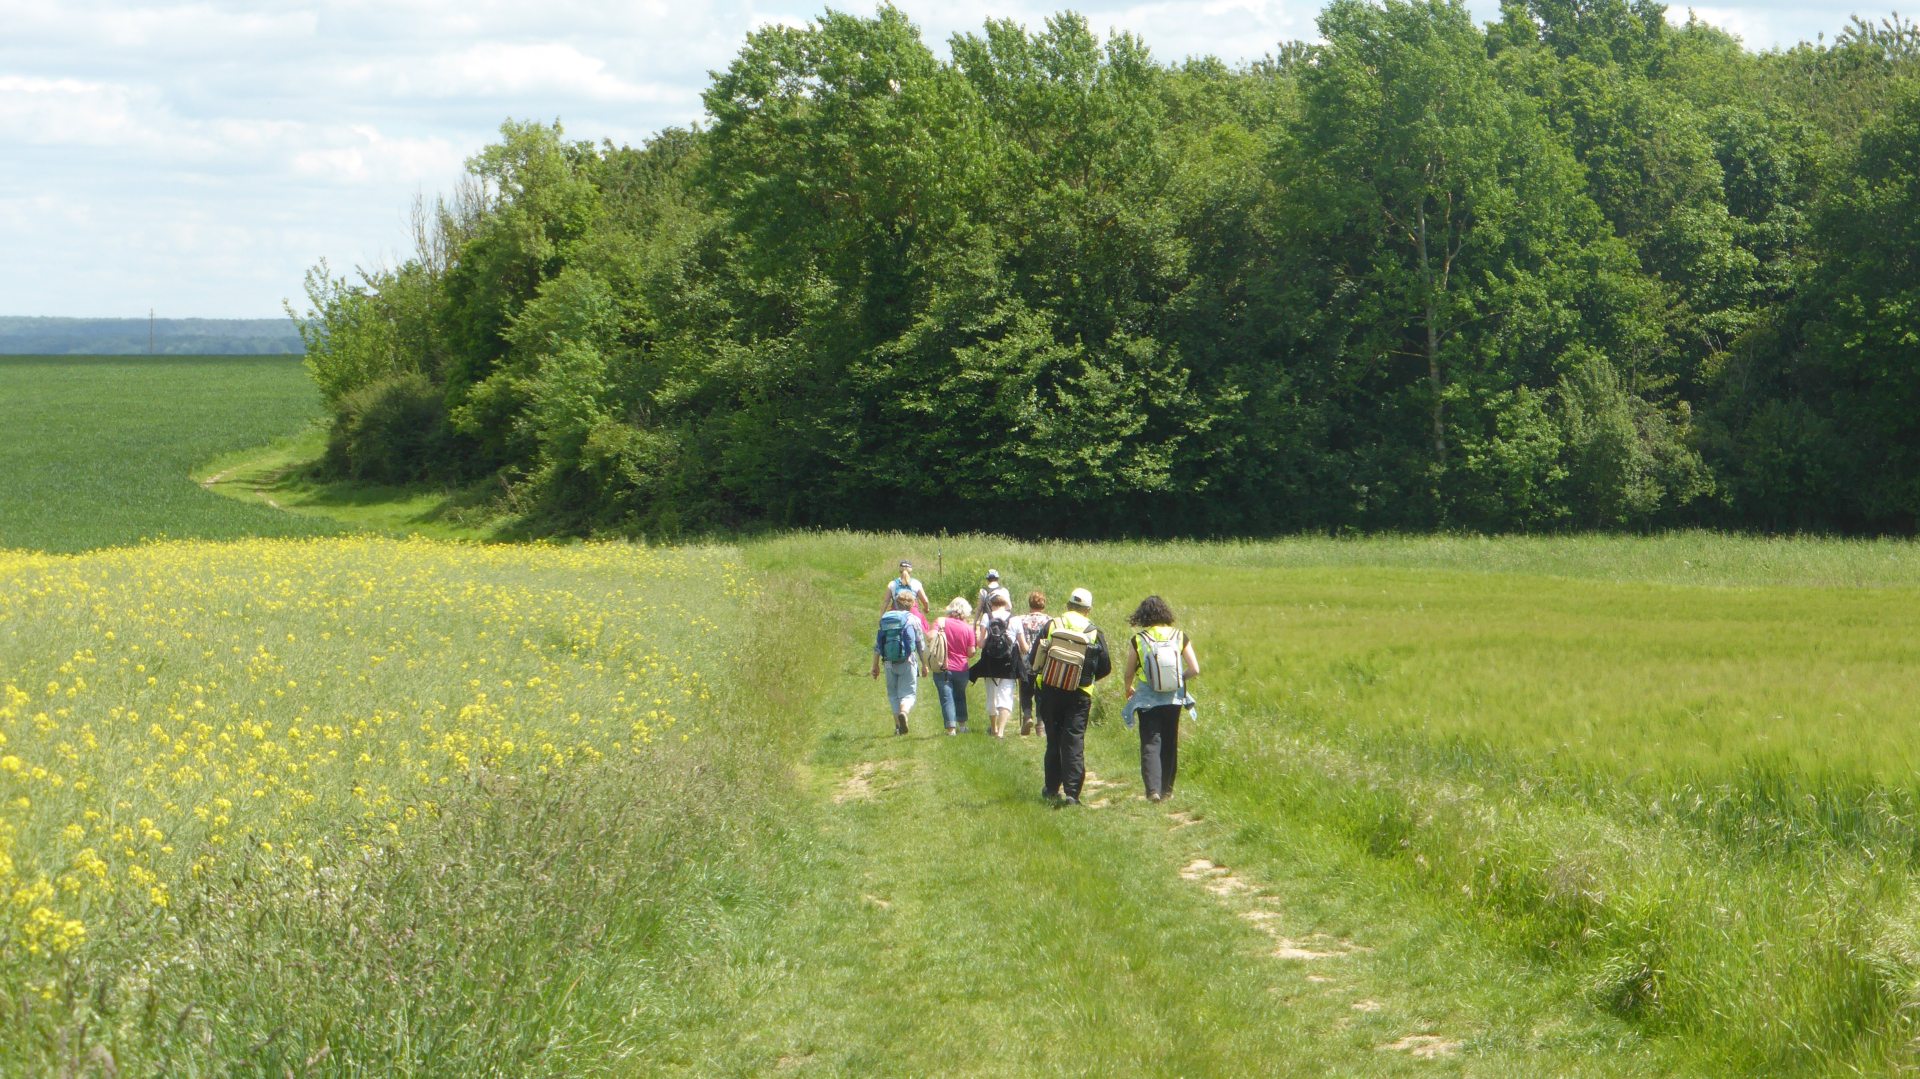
[870,560,1201,805]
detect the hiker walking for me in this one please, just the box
[882,560,933,631]
[930,598,978,735]
[1121,595,1200,802]
[970,592,1021,738]
[1028,587,1113,804]
[871,590,928,734]
[975,569,1011,632]
[1014,591,1051,736]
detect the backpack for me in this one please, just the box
[879,612,915,663]
[1137,628,1186,692]
[980,616,1015,668]
[1035,623,1096,690]
[925,617,950,671]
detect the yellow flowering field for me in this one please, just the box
[0,536,756,983]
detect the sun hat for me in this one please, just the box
[1069,587,1093,608]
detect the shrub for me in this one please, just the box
[326,371,454,483]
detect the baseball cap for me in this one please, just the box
[986,569,1000,580]
[1069,587,1093,607]
[899,560,912,569]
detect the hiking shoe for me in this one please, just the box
[946,727,957,737]
[957,724,970,734]
[894,712,908,735]
[1060,796,1081,807]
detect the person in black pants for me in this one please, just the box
[1121,595,1200,802]
[1030,587,1112,805]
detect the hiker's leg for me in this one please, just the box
[1061,694,1092,801]
[953,675,969,732]
[1138,713,1161,797]
[1161,709,1180,794]
[887,662,917,732]
[1038,690,1065,795]
[1139,705,1178,797]
[935,672,959,730]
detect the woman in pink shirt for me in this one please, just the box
[931,597,978,735]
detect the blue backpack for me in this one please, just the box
[879,611,916,663]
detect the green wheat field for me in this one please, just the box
[5,356,1920,1074]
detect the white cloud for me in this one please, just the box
[289,126,466,185]
[0,0,1887,317]
[338,42,684,104]
[1669,5,1778,47]
[0,76,166,148]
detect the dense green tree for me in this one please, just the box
[292,5,1920,538]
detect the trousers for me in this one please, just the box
[1137,704,1181,797]
[1038,686,1093,800]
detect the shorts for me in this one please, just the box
[985,676,1016,713]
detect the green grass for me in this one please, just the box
[15,353,1920,1070]
[738,530,1920,1073]
[195,424,516,541]
[0,355,340,552]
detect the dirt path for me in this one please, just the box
[197,462,286,511]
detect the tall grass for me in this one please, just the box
[754,529,1920,1071]
[0,537,816,1073]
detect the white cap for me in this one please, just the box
[1069,587,1093,608]
[986,569,1000,580]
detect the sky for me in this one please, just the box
[0,0,1885,319]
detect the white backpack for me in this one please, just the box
[1137,629,1185,693]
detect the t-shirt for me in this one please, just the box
[939,618,977,673]
[1016,612,1051,654]
[976,585,1011,622]
[887,576,925,607]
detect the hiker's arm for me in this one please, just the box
[1183,639,1200,679]
[1122,638,1140,691]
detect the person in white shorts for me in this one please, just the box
[973,592,1021,738]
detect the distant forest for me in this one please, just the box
[295,1,1920,537]
[0,317,301,356]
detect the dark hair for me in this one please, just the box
[1027,590,1047,611]
[1127,595,1176,627]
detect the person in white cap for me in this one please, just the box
[1028,586,1112,804]
[975,569,1011,632]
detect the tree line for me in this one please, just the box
[291,1,1920,537]
[2,318,301,356]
